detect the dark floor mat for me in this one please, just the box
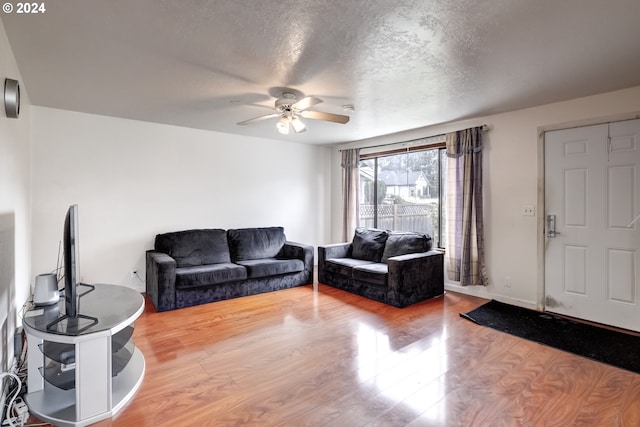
[461,299,640,374]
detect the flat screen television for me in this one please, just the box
[63,204,81,317]
[47,204,96,332]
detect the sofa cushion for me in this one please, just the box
[155,229,231,268]
[228,227,286,261]
[351,228,389,262]
[235,258,304,279]
[381,232,432,263]
[353,263,388,286]
[325,258,375,277]
[175,263,247,289]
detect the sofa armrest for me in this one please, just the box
[145,250,177,312]
[280,241,314,283]
[317,242,352,283]
[319,242,351,260]
[387,250,444,307]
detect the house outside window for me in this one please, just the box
[359,144,446,247]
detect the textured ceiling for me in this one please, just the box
[3,0,640,145]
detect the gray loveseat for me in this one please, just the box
[318,228,444,307]
[146,227,313,311]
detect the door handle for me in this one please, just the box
[546,214,561,238]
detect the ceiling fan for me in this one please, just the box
[237,92,350,134]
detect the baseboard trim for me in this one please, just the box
[445,282,537,311]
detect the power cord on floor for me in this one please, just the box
[1,372,25,427]
[1,333,52,427]
[2,397,28,427]
[1,377,50,427]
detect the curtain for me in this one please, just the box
[342,148,360,241]
[445,127,488,286]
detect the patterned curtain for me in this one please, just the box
[445,127,489,286]
[341,148,360,241]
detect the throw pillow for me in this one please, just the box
[351,228,389,262]
[381,232,432,262]
[228,227,286,261]
[155,229,230,267]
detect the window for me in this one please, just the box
[359,144,446,247]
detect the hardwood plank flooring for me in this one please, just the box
[34,285,640,426]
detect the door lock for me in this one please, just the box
[546,214,561,238]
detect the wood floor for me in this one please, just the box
[43,285,640,426]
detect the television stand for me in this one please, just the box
[22,284,145,427]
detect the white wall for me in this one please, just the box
[0,18,31,370]
[332,85,640,308]
[30,107,332,292]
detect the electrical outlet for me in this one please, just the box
[130,269,137,279]
[504,276,512,288]
[522,205,535,216]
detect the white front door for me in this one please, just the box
[544,119,640,331]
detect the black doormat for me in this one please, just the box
[461,299,640,374]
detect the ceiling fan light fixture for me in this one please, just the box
[291,116,306,133]
[277,116,290,134]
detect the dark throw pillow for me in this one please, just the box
[381,232,432,262]
[155,229,230,267]
[228,227,286,261]
[351,228,389,262]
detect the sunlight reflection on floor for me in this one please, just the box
[355,320,451,418]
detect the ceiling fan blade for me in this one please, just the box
[237,113,280,125]
[300,110,350,124]
[292,96,323,111]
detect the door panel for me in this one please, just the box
[608,248,635,303]
[564,245,587,295]
[564,168,587,226]
[545,119,640,331]
[608,165,634,228]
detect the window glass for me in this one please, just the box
[358,147,446,247]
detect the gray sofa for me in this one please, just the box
[146,227,313,311]
[318,228,444,307]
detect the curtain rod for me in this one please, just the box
[339,124,489,152]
